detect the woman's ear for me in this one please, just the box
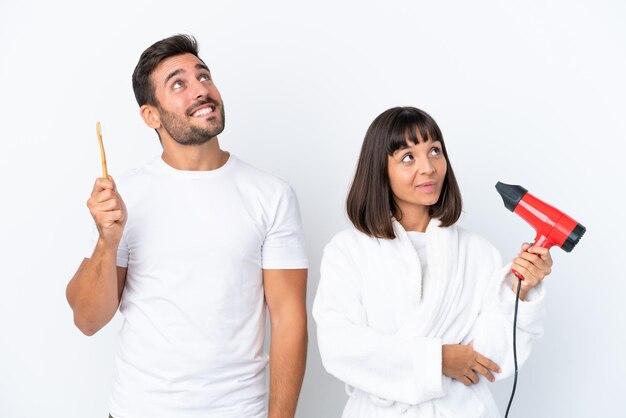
[140,105,161,129]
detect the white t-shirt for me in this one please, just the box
[86,154,308,418]
[407,231,428,276]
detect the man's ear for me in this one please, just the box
[140,104,161,129]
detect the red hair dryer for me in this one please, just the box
[495,181,586,280]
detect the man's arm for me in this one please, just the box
[263,268,308,418]
[66,176,128,336]
[66,255,127,336]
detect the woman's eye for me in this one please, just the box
[401,154,414,163]
[430,147,442,156]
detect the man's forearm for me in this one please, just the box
[268,314,308,418]
[66,239,121,335]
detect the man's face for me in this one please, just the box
[150,53,225,145]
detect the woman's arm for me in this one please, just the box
[313,240,445,405]
[469,244,551,380]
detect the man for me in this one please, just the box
[66,34,308,418]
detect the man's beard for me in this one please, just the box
[158,101,226,146]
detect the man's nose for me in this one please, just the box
[192,80,209,100]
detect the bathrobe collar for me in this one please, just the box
[390,217,461,313]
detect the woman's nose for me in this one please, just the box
[418,158,435,175]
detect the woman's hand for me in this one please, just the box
[511,243,553,300]
[442,342,500,386]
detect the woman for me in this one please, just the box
[312,107,552,417]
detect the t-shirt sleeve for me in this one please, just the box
[261,183,308,270]
[84,223,129,268]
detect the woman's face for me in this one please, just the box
[387,138,447,218]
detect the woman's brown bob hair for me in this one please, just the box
[347,106,463,239]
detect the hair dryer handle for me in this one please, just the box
[511,235,553,281]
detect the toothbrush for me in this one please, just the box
[96,122,109,179]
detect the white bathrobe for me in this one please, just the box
[312,219,546,417]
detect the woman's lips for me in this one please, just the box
[417,182,437,193]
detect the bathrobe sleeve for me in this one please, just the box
[313,236,445,405]
[469,244,546,380]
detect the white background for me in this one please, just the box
[1,1,624,417]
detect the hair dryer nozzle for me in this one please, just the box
[495,182,528,212]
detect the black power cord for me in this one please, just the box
[504,277,523,418]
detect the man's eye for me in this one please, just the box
[199,74,210,82]
[401,154,414,162]
[173,81,184,89]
